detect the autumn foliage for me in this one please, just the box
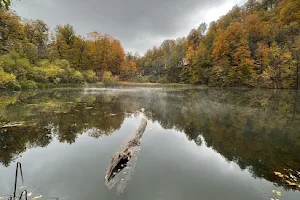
[0,0,299,89]
[137,0,300,88]
[0,9,137,89]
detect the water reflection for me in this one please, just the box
[0,88,300,194]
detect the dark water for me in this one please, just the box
[0,87,300,200]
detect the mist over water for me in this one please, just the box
[0,87,300,200]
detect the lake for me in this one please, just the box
[0,87,300,200]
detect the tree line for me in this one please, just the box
[0,8,137,89]
[136,0,300,88]
[1,0,300,89]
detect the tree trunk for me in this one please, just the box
[105,118,148,194]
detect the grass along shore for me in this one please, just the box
[0,81,197,91]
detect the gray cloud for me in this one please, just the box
[12,0,246,54]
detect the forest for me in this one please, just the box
[0,0,300,89]
[0,3,138,90]
[137,0,300,88]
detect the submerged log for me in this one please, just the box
[105,118,147,193]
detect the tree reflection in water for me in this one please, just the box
[0,88,299,190]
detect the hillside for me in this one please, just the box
[137,0,300,89]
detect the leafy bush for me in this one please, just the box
[0,67,16,85]
[5,80,21,90]
[27,59,84,84]
[0,67,19,90]
[53,59,84,83]
[103,71,119,84]
[28,65,63,83]
[0,53,31,80]
[148,75,158,83]
[53,59,70,69]
[70,70,84,83]
[27,66,48,83]
[134,76,149,83]
[37,59,51,67]
[83,70,97,83]
[157,76,169,84]
[42,65,64,82]
[20,79,38,89]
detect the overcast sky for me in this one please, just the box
[12,0,247,54]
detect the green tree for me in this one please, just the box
[24,19,49,59]
[0,10,24,53]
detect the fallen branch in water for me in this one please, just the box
[105,118,147,194]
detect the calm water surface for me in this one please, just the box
[0,87,300,200]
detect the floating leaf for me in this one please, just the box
[32,195,42,199]
[272,190,281,196]
[277,174,284,178]
[285,175,289,179]
[274,172,282,176]
[290,174,297,179]
[286,180,297,186]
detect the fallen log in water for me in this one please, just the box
[105,118,147,194]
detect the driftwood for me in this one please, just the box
[105,118,147,193]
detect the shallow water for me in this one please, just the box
[0,87,300,200]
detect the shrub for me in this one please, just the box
[27,66,48,83]
[0,67,20,90]
[70,70,84,83]
[20,80,38,89]
[157,76,169,84]
[37,59,51,67]
[0,67,16,85]
[5,80,21,91]
[135,76,149,83]
[148,75,158,83]
[83,70,97,83]
[0,53,31,80]
[103,71,119,84]
[53,59,70,69]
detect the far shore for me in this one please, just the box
[1,81,299,91]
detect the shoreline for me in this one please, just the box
[0,82,299,91]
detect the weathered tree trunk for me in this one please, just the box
[105,118,147,194]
